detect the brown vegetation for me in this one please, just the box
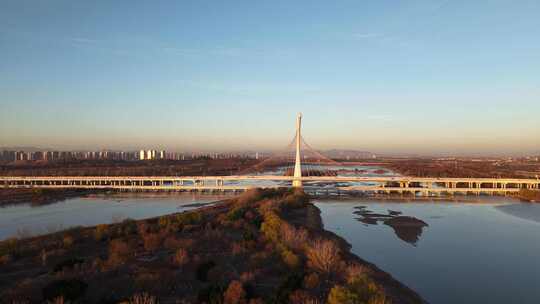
[0,188,423,303]
[306,239,343,275]
[0,158,258,177]
[172,248,190,267]
[223,280,247,304]
[384,158,540,178]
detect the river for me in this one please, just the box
[0,165,389,240]
[2,166,539,303]
[0,193,232,240]
[315,198,540,304]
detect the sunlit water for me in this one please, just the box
[231,165,397,189]
[0,165,390,240]
[315,199,540,304]
[0,194,232,240]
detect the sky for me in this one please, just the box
[1,0,539,156]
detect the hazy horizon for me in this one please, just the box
[2,0,539,155]
[1,144,537,158]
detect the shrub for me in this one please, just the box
[258,197,284,216]
[142,233,162,252]
[120,219,137,236]
[232,218,245,229]
[53,258,84,273]
[164,236,193,250]
[281,249,300,269]
[242,229,257,242]
[173,248,190,267]
[327,275,388,304]
[227,207,246,221]
[137,221,151,236]
[289,290,318,304]
[260,211,281,243]
[91,257,104,272]
[236,189,263,206]
[249,251,271,269]
[327,285,355,304]
[47,296,65,304]
[306,239,342,275]
[303,273,320,289]
[129,292,158,304]
[223,280,247,304]
[248,215,263,229]
[198,284,225,304]
[204,227,225,239]
[272,272,304,303]
[283,189,309,209]
[134,272,161,291]
[62,235,74,248]
[181,237,196,249]
[240,271,256,283]
[244,210,256,220]
[158,216,171,228]
[346,264,368,283]
[42,279,87,302]
[108,239,131,266]
[40,249,49,266]
[176,211,202,226]
[231,242,246,256]
[94,224,108,241]
[0,238,19,257]
[196,261,217,282]
[207,264,228,283]
[0,254,13,265]
[281,223,308,251]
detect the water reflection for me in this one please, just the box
[316,199,540,304]
[495,204,540,223]
[0,193,232,241]
[353,205,429,246]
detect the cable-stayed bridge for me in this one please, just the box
[1,114,539,195]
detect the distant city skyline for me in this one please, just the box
[1,0,539,155]
[0,146,537,159]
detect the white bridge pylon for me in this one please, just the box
[239,113,342,184]
[293,113,303,187]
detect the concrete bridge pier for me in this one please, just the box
[216,179,224,187]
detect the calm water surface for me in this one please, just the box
[315,199,540,304]
[0,193,232,240]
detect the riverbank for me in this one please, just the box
[515,189,540,203]
[0,188,96,207]
[0,188,424,303]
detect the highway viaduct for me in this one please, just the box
[1,175,538,196]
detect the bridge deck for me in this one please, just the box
[1,175,538,194]
[1,175,539,182]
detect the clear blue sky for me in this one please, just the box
[1,0,539,155]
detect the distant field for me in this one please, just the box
[382,158,540,179]
[0,159,259,177]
